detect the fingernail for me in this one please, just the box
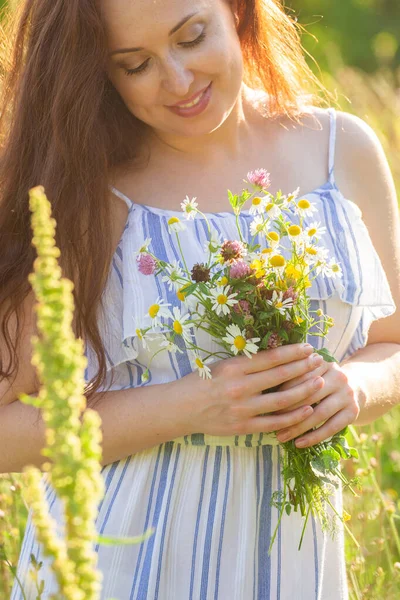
[303,406,313,415]
[278,433,291,443]
[311,354,323,365]
[302,344,314,355]
[296,438,307,447]
[313,376,323,389]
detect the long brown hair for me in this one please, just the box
[0,0,334,406]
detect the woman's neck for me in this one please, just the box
[146,85,270,163]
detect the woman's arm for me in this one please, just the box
[276,110,400,446]
[337,110,400,425]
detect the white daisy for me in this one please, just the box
[146,296,172,328]
[265,230,280,250]
[266,290,294,315]
[161,261,185,291]
[222,324,260,359]
[167,216,187,234]
[210,285,239,316]
[324,258,343,279]
[295,198,318,219]
[133,320,150,350]
[169,306,194,344]
[181,195,199,220]
[190,353,213,380]
[287,224,305,247]
[134,237,152,257]
[250,215,270,237]
[204,227,222,254]
[159,337,184,354]
[305,221,327,240]
[248,195,267,215]
[264,201,282,219]
[282,186,300,206]
[303,245,329,266]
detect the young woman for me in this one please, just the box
[1,1,399,598]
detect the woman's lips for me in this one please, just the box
[166,83,212,118]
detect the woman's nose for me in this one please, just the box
[161,57,195,97]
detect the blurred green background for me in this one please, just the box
[0,2,399,600]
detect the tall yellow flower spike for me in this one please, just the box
[20,186,105,600]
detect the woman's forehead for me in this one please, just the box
[101,0,214,38]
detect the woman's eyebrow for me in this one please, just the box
[109,11,199,57]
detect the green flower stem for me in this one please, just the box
[175,233,191,276]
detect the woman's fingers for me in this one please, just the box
[276,393,346,443]
[278,360,331,392]
[247,353,324,394]
[243,343,315,375]
[245,404,315,434]
[285,406,359,448]
[246,374,325,415]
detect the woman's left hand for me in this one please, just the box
[274,358,362,447]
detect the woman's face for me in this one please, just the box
[102,0,244,139]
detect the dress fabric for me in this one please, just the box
[11,107,396,600]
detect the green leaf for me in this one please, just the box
[181,283,197,297]
[285,504,292,516]
[279,329,289,342]
[198,283,210,296]
[310,447,341,482]
[258,312,270,322]
[260,331,273,349]
[314,347,338,363]
[97,528,154,546]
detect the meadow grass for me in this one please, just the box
[0,66,399,599]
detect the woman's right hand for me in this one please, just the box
[174,343,325,437]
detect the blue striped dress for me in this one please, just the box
[12,108,396,599]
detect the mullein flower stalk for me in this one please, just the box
[19,186,105,600]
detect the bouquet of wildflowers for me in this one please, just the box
[134,169,359,552]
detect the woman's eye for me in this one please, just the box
[179,31,206,48]
[124,58,151,77]
[123,31,206,77]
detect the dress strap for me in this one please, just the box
[327,107,337,185]
[110,186,134,209]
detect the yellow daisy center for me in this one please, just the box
[267,231,280,242]
[177,285,190,301]
[316,309,324,316]
[308,228,317,237]
[173,321,183,335]
[265,202,274,212]
[149,304,160,318]
[294,316,304,324]
[298,199,311,210]
[262,248,273,254]
[234,335,247,351]
[217,294,228,305]
[136,328,143,339]
[288,225,302,236]
[276,302,283,309]
[195,358,204,369]
[256,224,264,232]
[252,197,262,206]
[332,264,340,272]
[306,247,318,255]
[269,255,286,268]
[220,276,229,286]
[168,216,180,225]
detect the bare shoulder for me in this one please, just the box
[333,110,400,344]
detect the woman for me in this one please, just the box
[1,1,399,598]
